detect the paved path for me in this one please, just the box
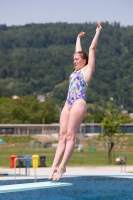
[0,165,133,180]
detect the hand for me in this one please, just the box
[78,31,85,38]
[96,23,102,32]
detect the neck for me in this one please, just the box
[75,66,84,71]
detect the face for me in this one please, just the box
[73,53,86,70]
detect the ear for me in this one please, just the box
[83,59,86,66]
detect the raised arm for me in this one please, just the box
[84,23,102,82]
[75,31,85,52]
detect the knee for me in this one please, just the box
[59,131,67,142]
[66,131,75,141]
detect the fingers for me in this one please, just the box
[78,31,85,37]
[96,22,102,31]
[78,23,102,37]
[80,31,85,35]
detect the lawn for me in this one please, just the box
[0,134,133,167]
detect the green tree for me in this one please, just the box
[0,96,58,124]
[0,23,133,111]
[101,104,133,164]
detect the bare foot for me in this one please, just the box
[52,167,66,181]
[48,166,58,179]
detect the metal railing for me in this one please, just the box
[14,157,37,183]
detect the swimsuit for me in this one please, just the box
[66,69,88,110]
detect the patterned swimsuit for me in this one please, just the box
[66,69,88,110]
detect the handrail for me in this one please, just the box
[14,157,36,183]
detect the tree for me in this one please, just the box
[0,23,133,110]
[0,96,58,124]
[101,104,133,164]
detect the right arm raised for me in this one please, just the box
[75,31,85,52]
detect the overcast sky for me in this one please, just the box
[0,0,132,27]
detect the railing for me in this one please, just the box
[14,157,37,183]
[120,157,126,173]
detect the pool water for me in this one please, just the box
[0,176,133,200]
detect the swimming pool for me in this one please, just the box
[0,176,133,200]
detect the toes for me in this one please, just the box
[52,175,60,181]
[48,168,57,179]
[52,168,66,181]
[48,175,53,179]
[48,173,53,179]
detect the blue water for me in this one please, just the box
[0,176,133,200]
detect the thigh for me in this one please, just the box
[67,99,87,134]
[59,105,70,134]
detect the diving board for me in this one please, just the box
[0,181,72,193]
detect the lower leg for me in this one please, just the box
[49,106,69,179]
[48,136,66,179]
[53,135,75,181]
[60,137,75,167]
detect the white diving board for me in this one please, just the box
[0,181,72,193]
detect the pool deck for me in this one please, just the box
[0,165,133,180]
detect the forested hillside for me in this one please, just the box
[0,22,133,112]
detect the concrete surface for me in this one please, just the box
[0,165,133,180]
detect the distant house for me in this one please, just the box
[129,113,133,118]
[37,95,45,102]
[12,95,20,99]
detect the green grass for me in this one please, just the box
[0,145,133,167]
[0,145,55,167]
[0,135,33,143]
[1,134,133,167]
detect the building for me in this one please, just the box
[0,123,133,135]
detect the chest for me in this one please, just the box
[69,71,84,83]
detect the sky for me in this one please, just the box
[0,0,132,27]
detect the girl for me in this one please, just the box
[49,23,102,181]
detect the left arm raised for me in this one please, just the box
[84,23,102,82]
[75,32,85,52]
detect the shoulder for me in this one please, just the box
[82,64,93,82]
[69,70,75,78]
[82,64,89,73]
